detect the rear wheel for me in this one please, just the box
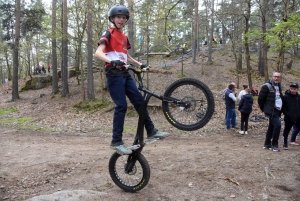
[162,78,214,131]
[108,152,150,192]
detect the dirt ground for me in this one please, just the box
[1,50,300,200]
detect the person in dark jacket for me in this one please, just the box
[258,71,283,152]
[238,88,253,134]
[281,82,300,150]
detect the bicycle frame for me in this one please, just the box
[126,65,192,150]
[109,65,215,192]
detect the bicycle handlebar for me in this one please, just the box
[123,64,150,73]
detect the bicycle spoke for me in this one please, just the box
[162,78,214,131]
[114,155,143,186]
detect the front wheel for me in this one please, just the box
[162,78,215,131]
[108,152,150,192]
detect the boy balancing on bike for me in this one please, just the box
[94,4,168,155]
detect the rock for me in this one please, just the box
[21,75,52,91]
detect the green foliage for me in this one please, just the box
[0,107,17,116]
[0,117,32,127]
[0,116,52,131]
[266,13,300,52]
[72,99,110,112]
[177,73,186,78]
[21,1,46,36]
[0,2,15,41]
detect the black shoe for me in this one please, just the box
[283,145,288,150]
[272,146,280,152]
[263,144,271,150]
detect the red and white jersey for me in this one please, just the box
[98,27,131,76]
[98,27,131,64]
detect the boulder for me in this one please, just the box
[21,75,52,91]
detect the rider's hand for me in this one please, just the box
[141,64,149,69]
[110,60,125,70]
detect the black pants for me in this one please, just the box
[265,109,281,147]
[240,112,250,131]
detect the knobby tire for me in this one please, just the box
[162,78,215,131]
[109,152,150,192]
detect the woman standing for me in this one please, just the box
[238,88,253,134]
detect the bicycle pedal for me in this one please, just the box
[128,144,141,150]
[144,138,159,144]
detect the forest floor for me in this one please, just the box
[0,48,300,201]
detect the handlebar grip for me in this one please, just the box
[141,65,150,71]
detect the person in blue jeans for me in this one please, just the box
[290,125,300,145]
[94,5,168,155]
[225,84,237,129]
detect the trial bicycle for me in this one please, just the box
[108,64,215,192]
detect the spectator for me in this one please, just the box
[225,83,237,130]
[38,65,41,74]
[238,85,248,101]
[251,87,259,96]
[238,88,253,134]
[94,5,168,155]
[48,64,51,73]
[290,125,300,145]
[41,65,46,74]
[222,82,236,121]
[281,82,300,150]
[258,71,283,152]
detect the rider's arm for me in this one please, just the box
[94,44,111,63]
[127,54,142,67]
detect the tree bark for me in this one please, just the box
[208,0,214,63]
[244,0,252,89]
[127,0,134,56]
[61,0,69,97]
[12,0,21,101]
[192,0,198,64]
[86,0,95,100]
[52,0,59,94]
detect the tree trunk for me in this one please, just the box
[12,0,21,101]
[262,0,269,81]
[237,1,243,74]
[192,0,198,64]
[86,0,95,100]
[208,0,214,63]
[127,0,134,56]
[61,0,69,97]
[257,0,264,76]
[52,0,59,94]
[244,0,252,89]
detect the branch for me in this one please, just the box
[164,0,182,35]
